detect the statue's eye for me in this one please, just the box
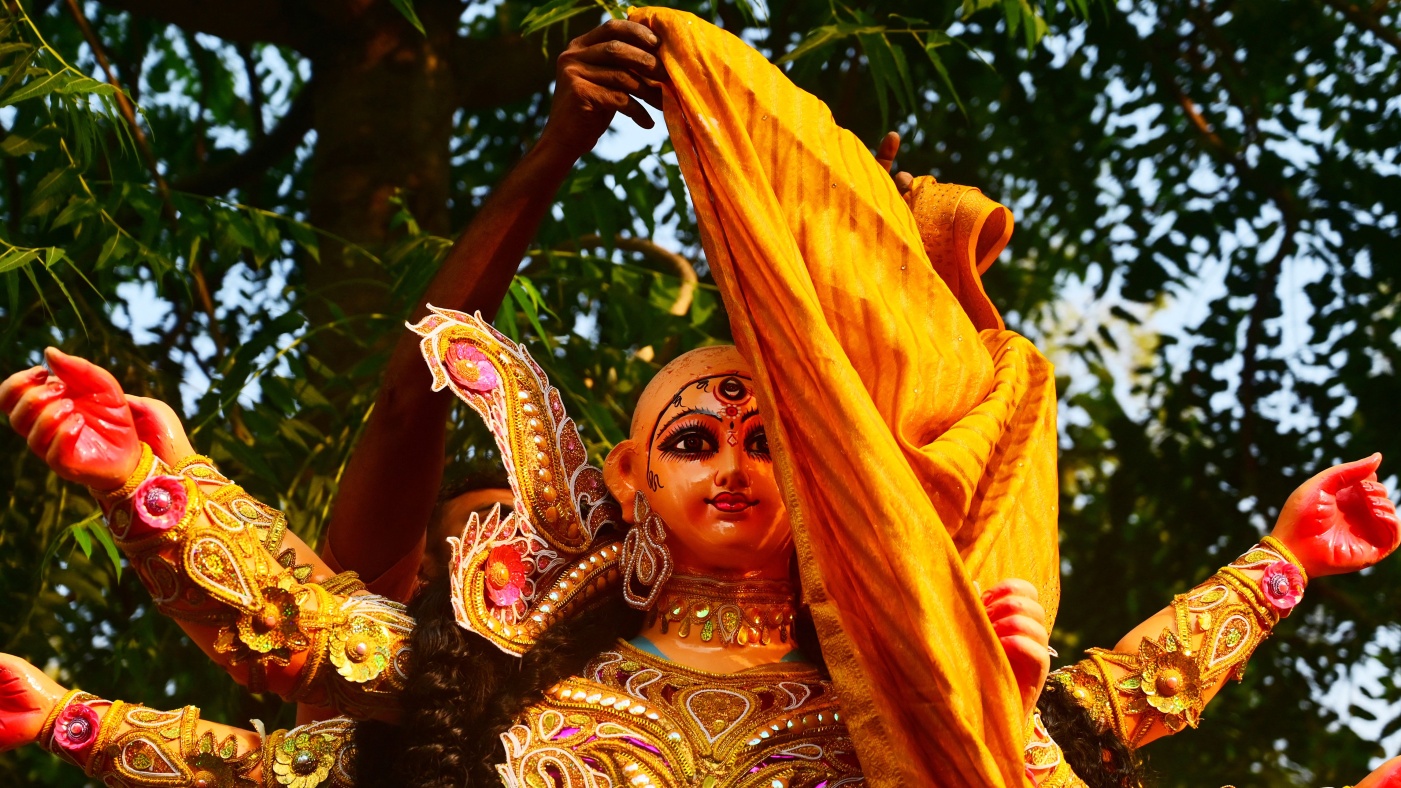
[745,427,770,458]
[659,424,718,459]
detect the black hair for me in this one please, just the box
[1037,679,1148,788]
[353,572,643,786]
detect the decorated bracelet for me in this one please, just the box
[1047,538,1307,747]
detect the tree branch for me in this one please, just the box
[171,83,315,197]
[94,0,305,50]
[64,0,174,221]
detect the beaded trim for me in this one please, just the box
[646,574,796,648]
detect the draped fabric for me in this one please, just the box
[631,8,1060,786]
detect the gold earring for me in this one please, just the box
[621,491,672,610]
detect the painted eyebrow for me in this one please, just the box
[741,408,761,422]
[654,407,721,439]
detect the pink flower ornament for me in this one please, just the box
[445,342,499,393]
[130,475,189,540]
[53,701,100,761]
[484,544,527,608]
[1260,561,1306,615]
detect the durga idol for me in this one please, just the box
[1,8,1400,788]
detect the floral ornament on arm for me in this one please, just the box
[410,307,625,656]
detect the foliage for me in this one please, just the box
[0,0,1396,785]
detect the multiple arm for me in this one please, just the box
[1,654,353,788]
[322,19,666,589]
[1035,454,1400,780]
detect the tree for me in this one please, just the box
[0,0,1397,784]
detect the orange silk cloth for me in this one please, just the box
[632,8,1059,786]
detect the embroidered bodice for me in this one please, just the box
[497,640,864,788]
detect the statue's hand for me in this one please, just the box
[1355,754,1401,788]
[0,348,140,490]
[982,578,1050,721]
[1270,454,1401,578]
[0,654,66,752]
[542,19,665,160]
[127,394,194,465]
[874,131,915,198]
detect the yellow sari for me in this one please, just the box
[631,8,1060,786]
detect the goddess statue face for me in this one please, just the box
[604,346,792,579]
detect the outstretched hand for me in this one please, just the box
[0,653,65,752]
[983,578,1051,721]
[542,19,666,161]
[1270,454,1401,578]
[0,348,140,490]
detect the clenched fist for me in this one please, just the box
[0,348,140,490]
[1270,454,1401,578]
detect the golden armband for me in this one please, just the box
[1023,710,1089,788]
[1047,536,1307,747]
[93,445,412,717]
[38,691,354,787]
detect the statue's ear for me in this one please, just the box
[604,439,643,524]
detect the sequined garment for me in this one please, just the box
[498,641,864,787]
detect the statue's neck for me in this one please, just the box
[635,573,801,673]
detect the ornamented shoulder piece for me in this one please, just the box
[409,306,624,655]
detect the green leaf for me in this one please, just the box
[88,521,122,579]
[0,247,38,274]
[521,0,595,37]
[922,43,967,118]
[3,70,68,106]
[389,0,426,35]
[55,74,115,98]
[71,522,93,558]
[0,126,50,157]
[778,23,887,65]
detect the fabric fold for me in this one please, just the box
[632,8,1059,785]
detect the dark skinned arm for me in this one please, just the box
[322,19,666,585]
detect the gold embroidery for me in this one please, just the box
[410,307,626,656]
[499,641,864,787]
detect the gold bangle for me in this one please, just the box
[1260,535,1308,583]
[85,699,125,777]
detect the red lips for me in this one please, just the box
[708,491,757,512]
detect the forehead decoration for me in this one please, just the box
[645,373,758,490]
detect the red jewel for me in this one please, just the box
[144,486,173,516]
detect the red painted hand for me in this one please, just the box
[1270,454,1401,578]
[0,348,140,490]
[0,654,65,752]
[127,394,194,465]
[983,578,1051,721]
[1356,754,1401,788]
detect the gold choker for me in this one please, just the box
[646,574,796,648]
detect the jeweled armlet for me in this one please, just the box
[38,690,354,787]
[1024,710,1088,788]
[92,445,411,717]
[1046,537,1306,747]
[409,307,625,656]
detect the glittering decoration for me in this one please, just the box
[1050,539,1307,747]
[498,641,863,787]
[411,307,626,656]
[648,574,795,648]
[269,720,353,788]
[444,340,501,392]
[52,700,99,760]
[1259,561,1305,613]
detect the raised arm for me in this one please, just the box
[1,351,409,721]
[1046,455,1401,753]
[323,19,666,591]
[0,654,353,787]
